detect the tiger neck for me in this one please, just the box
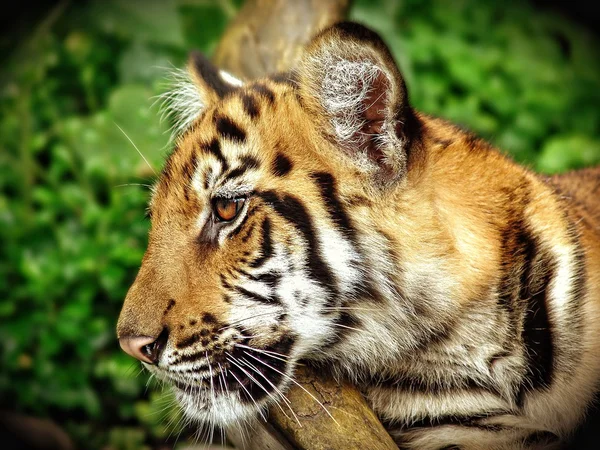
[319,127,583,407]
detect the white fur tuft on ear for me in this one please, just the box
[320,57,386,146]
[158,54,245,142]
[158,67,206,141]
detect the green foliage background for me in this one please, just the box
[1,0,598,448]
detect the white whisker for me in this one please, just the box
[114,122,158,176]
[243,351,339,426]
[226,356,291,424]
[226,358,267,421]
[234,343,293,365]
[114,183,152,188]
[204,352,217,446]
[239,356,302,427]
[330,322,363,332]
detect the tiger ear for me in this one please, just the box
[298,22,415,184]
[162,51,243,139]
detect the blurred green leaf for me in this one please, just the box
[84,0,184,46]
[119,41,176,84]
[537,135,600,173]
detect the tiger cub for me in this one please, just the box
[117,22,600,449]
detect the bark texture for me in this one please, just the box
[213,0,351,79]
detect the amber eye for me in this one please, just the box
[213,198,245,222]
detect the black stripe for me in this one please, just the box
[310,172,356,241]
[241,94,260,119]
[225,155,260,181]
[189,51,236,98]
[412,320,456,351]
[520,242,555,388]
[228,213,252,241]
[356,274,388,305]
[236,286,279,305]
[202,312,218,324]
[225,166,249,180]
[497,216,529,342]
[272,153,293,177]
[229,216,254,244]
[215,116,246,143]
[258,191,338,305]
[202,139,229,171]
[238,269,280,288]
[327,312,362,346]
[266,334,296,356]
[254,272,280,287]
[369,373,502,398]
[269,71,298,88]
[494,192,556,407]
[220,273,232,289]
[163,299,176,316]
[177,333,204,349]
[252,83,275,103]
[203,167,212,190]
[240,221,256,243]
[401,412,508,430]
[182,152,197,182]
[249,218,273,268]
[496,190,556,403]
[161,153,175,184]
[231,364,275,403]
[240,155,260,170]
[182,153,198,201]
[516,231,555,407]
[171,351,211,365]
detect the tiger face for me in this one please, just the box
[117,23,418,427]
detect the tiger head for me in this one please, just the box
[117,22,427,427]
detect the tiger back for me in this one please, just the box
[117,22,600,449]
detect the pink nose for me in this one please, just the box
[119,335,162,364]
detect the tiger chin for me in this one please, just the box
[117,22,600,449]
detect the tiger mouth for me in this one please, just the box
[168,363,254,396]
[162,338,296,407]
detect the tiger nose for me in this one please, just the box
[119,329,169,364]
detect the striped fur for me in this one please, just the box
[117,23,600,448]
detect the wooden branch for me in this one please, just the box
[213,1,397,449]
[213,0,351,79]
[226,366,397,450]
[267,366,398,449]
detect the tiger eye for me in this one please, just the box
[214,198,245,222]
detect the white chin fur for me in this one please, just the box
[175,387,263,426]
